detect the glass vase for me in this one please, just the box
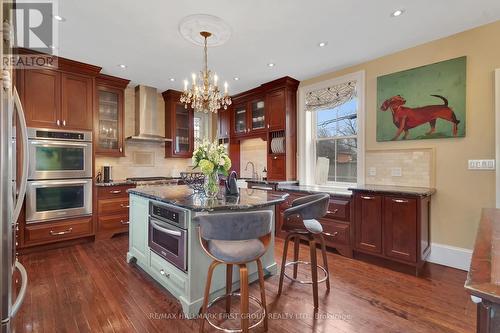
[204,172,219,198]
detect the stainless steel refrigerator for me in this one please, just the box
[1,1,29,331]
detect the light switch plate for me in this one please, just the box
[391,167,402,177]
[368,167,376,176]
[468,159,495,170]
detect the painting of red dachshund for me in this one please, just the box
[377,56,466,141]
[380,94,460,141]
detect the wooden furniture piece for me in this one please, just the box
[277,194,331,309]
[16,48,101,131]
[275,189,353,258]
[94,74,130,156]
[220,77,299,179]
[351,187,433,275]
[163,90,194,158]
[23,216,93,247]
[465,208,500,333]
[96,184,135,239]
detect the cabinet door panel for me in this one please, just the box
[218,108,230,138]
[62,73,93,130]
[354,194,382,253]
[267,155,286,180]
[233,103,248,136]
[266,89,286,130]
[95,86,125,156]
[24,69,61,128]
[383,197,417,262]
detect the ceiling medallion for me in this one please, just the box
[180,31,231,113]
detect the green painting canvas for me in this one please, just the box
[376,56,466,141]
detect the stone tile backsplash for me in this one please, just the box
[365,149,434,188]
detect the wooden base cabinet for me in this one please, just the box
[353,191,431,275]
[96,184,135,239]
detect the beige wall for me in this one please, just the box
[300,20,500,249]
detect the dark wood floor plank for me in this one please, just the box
[13,235,475,333]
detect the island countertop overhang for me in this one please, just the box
[127,185,289,212]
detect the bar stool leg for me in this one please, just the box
[256,258,268,332]
[239,264,249,333]
[200,261,219,333]
[308,236,319,309]
[225,264,233,313]
[292,236,300,279]
[318,234,330,293]
[278,233,293,296]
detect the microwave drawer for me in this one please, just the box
[98,197,130,216]
[24,216,93,246]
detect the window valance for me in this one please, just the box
[305,80,357,112]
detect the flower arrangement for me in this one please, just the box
[192,140,232,197]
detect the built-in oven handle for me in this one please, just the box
[28,140,90,147]
[29,180,91,187]
[12,87,28,224]
[11,260,28,317]
[150,219,182,237]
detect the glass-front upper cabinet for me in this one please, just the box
[250,98,265,131]
[174,103,192,155]
[234,103,247,135]
[95,74,129,157]
[163,90,194,158]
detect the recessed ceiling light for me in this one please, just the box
[169,78,175,82]
[391,9,405,17]
[233,77,239,81]
[54,15,65,21]
[318,41,328,47]
[118,64,127,69]
[267,63,275,67]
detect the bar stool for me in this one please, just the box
[195,210,272,333]
[277,193,330,309]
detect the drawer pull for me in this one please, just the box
[109,190,122,194]
[393,199,409,203]
[120,220,129,225]
[361,196,374,200]
[324,231,339,237]
[327,208,339,214]
[120,204,130,208]
[49,228,73,236]
[160,269,170,278]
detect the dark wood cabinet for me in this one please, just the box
[352,190,431,275]
[163,90,194,158]
[267,154,286,180]
[383,197,417,262]
[61,73,93,130]
[232,102,248,136]
[266,89,286,130]
[94,74,130,156]
[217,107,230,139]
[96,184,135,239]
[22,68,61,129]
[354,194,383,254]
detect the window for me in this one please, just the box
[193,112,211,149]
[298,71,364,187]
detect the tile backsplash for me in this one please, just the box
[365,149,434,187]
[239,138,267,178]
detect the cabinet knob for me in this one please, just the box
[62,120,66,127]
[119,147,123,153]
[160,269,170,278]
[56,119,60,126]
[267,124,270,129]
[273,156,277,160]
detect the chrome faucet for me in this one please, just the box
[244,161,259,180]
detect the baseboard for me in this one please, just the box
[427,243,472,271]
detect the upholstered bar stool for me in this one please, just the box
[277,193,330,309]
[195,210,272,333]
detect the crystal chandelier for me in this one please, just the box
[180,31,232,113]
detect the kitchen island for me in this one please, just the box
[126,185,288,317]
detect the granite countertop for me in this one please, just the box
[95,180,134,187]
[348,184,436,197]
[95,178,180,187]
[465,208,500,303]
[276,184,352,197]
[244,179,299,186]
[128,185,289,212]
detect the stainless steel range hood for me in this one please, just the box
[126,85,172,143]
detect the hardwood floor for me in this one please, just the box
[14,235,475,333]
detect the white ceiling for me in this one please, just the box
[58,0,500,94]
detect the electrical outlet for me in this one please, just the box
[368,167,377,176]
[391,167,402,177]
[468,159,495,170]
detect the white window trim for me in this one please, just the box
[297,70,365,187]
